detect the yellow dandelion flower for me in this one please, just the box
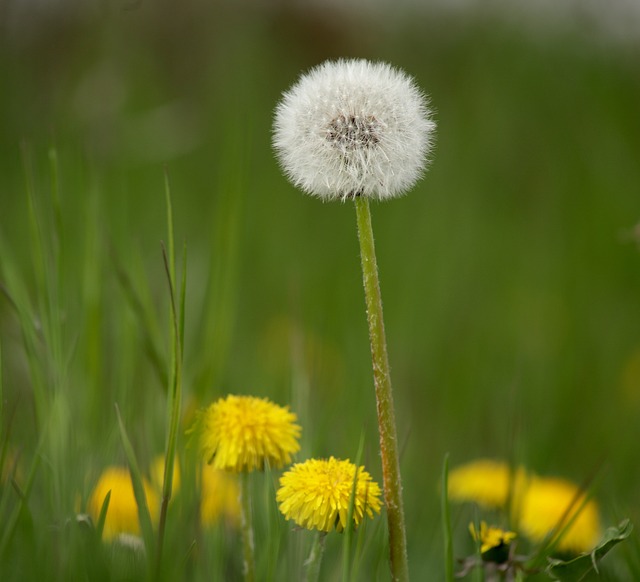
[469,521,517,559]
[448,459,529,510]
[87,466,160,541]
[194,395,301,473]
[200,463,241,528]
[519,476,601,553]
[277,457,382,532]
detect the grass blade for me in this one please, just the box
[114,403,156,567]
[156,174,185,577]
[441,453,454,582]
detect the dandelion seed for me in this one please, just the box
[87,466,159,541]
[192,394,301,473]
[277,456,382,532]
[273,58,435,201]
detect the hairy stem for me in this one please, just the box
[354,196,409,582]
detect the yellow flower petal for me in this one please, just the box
[192,395,301,473]
[469,521,517,554]
[277,457,382,532]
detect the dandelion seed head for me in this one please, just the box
[276,456,382,532]
[273,59,435,201]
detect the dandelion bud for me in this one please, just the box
[273,58,435,201]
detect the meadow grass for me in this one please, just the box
[1,5,639,580]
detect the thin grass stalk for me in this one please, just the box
[114,403,156,575]
[0,338,3,438]
[0,426,44,559]
[354,196,408,582]
[239,472,256,582]
[47,145,63,247]
[155,243,184,576]
[471,513,484,582]
[441,453,454,582]
[156,178,185,578]
[95,491,112,541]
[18,144,48,430]
[22,144,70,512]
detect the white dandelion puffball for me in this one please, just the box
[273,59,435,202]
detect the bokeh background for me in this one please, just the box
[1,0,639,579]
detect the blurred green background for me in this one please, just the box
[1,0,639,579]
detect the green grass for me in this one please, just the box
[1,4,639,580]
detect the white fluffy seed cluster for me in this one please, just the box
[273,59,436,202]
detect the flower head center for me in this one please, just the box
[326,114,381,150]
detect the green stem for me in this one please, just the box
[442,453,454,582]
[305,531,327,582]
[239,472,256,582]
[155,181,184,579]
[354,196,409,582]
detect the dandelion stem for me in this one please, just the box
[239,472,256,582]
[304,531,327,582]
[354,196,409,582]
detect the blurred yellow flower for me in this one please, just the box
[449,459,602,554]
[469,521,517,555]
[277,457,382,532]
[192,395,301,473]
[519,476,601,553]
[87,466,160,541]
[448,459,529,510]
[200,463,241,528]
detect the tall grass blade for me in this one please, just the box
[114,403,156,569]
[156,174,184,577]
[95,490,112,541]
[0,428,44,559]
[441,453,454,582]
